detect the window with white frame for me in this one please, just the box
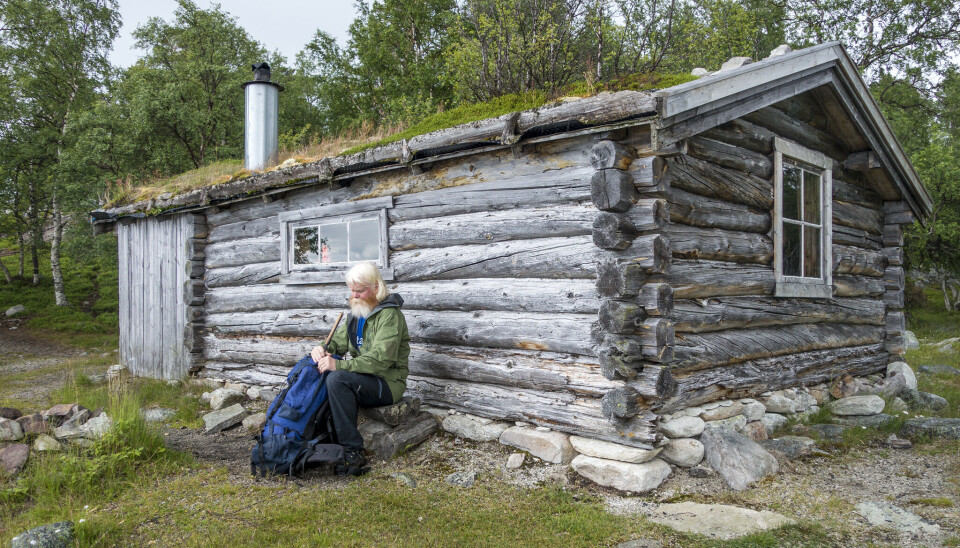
[278,196,393,284]
[773,138,833,298]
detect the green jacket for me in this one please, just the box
[326,293,410,403]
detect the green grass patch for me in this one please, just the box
[909,497,954,507]
[906,285,960,341]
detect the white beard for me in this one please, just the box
[350,298,375,318]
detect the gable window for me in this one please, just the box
[279,196,393,284]
[773,138,832,298]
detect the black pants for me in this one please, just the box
[325,370,393,453]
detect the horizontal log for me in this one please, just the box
[203,334,315,367]
[515,90,657,134]
[668,188,770,233]
[701,118,775,155]
[882,224,903,247]
[832,224,882,250]
[833,274,885,298]
[408,376,659,449]
[591,169,638,212]
[639,283,673,316]
[205,262,279,288]
[665,224,772,264]
[205,278,600,315]
[687,136,773,178]
[743,107,847,162]
[207,217,278,244]
[590,140,634,170]
[884,266,905,291]
[662,155,773,210]
[596,235,671,297]
[390,203,596,250]
[206,308,597,355]
[661,343,888,412]
[882,247,904,267]
[206,236,277,269]
[833,201,883,235]
[647,260,775,299]
[833,178,882,209]
[832,244,887,277]
[671,296,886,333]
[843,150,882,171]
[392,236,598,281]
[884,289,904,310]
[672,324,885,372]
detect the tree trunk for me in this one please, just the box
[31,240,40,286]
[50,192,68,305]
[17,230,25,278]
[0,258,11,283]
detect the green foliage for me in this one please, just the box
[906,285,960,340]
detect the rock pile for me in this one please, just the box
[0,403,113,477]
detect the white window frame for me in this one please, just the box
[278,196,393,284]
[772,137,833,299]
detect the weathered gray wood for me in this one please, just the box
[833,201,883,235]
[833,178,882,209]
[832,224,882,250]
[590,140,634,170]
[665,224,773,264]
[687,136,773,178]
[742,106,847,162]
[882,201,915,225]
[772,94,829,129]
[881,247,904,267]
[639,318,674,362]
[833,274,885,297]
[598,299,646,334]
[832,245,887,277]
[883,266,905,291]
[672,324,885,372]
[882,224,903,247]
[884,289,904,310]
[205,236,277,269]
[671,296,887,333]
[885,335,905,356]
[205,278,599,315]
[206,308,598,355]
[843,150,882,171]
[596,235,671,297]
[515,90,657,134]
[117,223,129,373]
[661,343,889,412]
[593,212,638,250]
[392,236,598,281]
[668,188,770,233]
[184,280,205,306]
[602,367,678,417]
[639,283,673,316]
[647,260,775,299]
[408,376,659,448]
[204,262,280,288]
[390,204,597,250]
[661,155,773,210]
[591,169,638,212]
[206,217,277,244]
[885,311,905,336]
[701,118,775,155]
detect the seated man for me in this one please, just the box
[311,262,410,476]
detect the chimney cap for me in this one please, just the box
[242,62,284,90]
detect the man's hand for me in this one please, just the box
[316,355,338,373]
[310,344,329,364]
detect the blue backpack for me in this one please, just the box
[251,355,344,476]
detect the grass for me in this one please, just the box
[103,71,697,210]
[908,497,954,507]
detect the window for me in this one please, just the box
[773,138,832,298]
[278,196,393,284]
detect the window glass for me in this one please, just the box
[782,222,801,276]
[783,165,801,221]
[803,226,821,278]
[349,218,380,262]
[803,170,821,224]
[293,226,318,264]
[318,222,348,263]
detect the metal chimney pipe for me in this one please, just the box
[242,62,283,170]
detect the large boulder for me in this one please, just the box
[499,426,576,464]
[659,416,704,438]
[10,521,74,548]
[660,438,704,467]
[700,428,778,491]
[80,413,113,439]
[900,418,960,440]
[571,455,671,493]
[569,436,662,464]
[827,395,885,416]
[17,413,48,434]
[360,397,421,426]
[886,362,917,390]
[442,413,510,442]
[647,502,794,540]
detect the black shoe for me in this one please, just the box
[336,450,368,477]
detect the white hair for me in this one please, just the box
[344,262,389,301]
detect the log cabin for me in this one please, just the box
[91,42,931,449]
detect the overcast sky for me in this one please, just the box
[109,0,359,68]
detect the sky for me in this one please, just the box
[109,0,359,68]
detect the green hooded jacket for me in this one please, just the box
[325,293,410,403]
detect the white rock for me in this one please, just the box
[0,417,25,441]
[761,413,788,434]
[242,412,266,432]
[691,67,711,77]
[571,455,671,493]
[761,394,797,414]
[33,434,62,452]
[701,402,744,421]
[741,402,766,422]
[828,395,885,416]
[648,502,794,539]
[209,388,246,411]
[659,416,705,438]
[701,401,722,411]
[703,414,747,433]
[766,44,793,58]
[141,408,176,423]
[887,362,917,390]
[203,404,248,433]
[506,453,525,469]
[701,428,778,491]
[569,436,662,464]
[224,382,249,393]
[795,392,818,411]
[442,414,510,442]
[855,502,940,535]
[677,406,704,418]
[421,405,449,421]
[499,426,575,464]
[200,392,212,405]
[660,438,705,467]
[5,304,26,317]
[718,56,753,72]
[80,414,113,439]
[904,331,920,350]
[246,387,261,400]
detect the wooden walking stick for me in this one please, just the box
[322,312,344,351]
